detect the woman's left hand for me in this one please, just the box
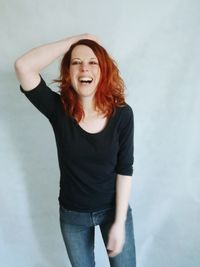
[106,221,126,258]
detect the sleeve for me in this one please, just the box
[115,105,134,176]
[20,74,60,120]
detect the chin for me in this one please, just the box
[77,87,97,95]
[79,92,96,98]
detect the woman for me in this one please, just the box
[14,33,136,267]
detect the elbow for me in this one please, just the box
[14,58,29,75]
[14,59,24,72]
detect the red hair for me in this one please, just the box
[52,39,126,122]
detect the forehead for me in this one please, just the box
[71,45,97,59]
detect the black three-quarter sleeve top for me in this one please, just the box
[20,74,134,212]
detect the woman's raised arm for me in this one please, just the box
[14,33,98,91]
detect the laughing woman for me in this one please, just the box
[14,33,136,267]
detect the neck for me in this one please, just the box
[80,97,98,117]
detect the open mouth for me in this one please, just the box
[79,76,93,84]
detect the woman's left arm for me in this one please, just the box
[114,106,134,223]
[114,174,132,223]
[106,174,132,257]
[107,106,134,257]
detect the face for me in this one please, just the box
[69,45,101,100]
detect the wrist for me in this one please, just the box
[63,36,77,50]
[114,218,126,226]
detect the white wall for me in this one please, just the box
[1,0,200,266]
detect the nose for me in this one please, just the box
[80,62,89,72]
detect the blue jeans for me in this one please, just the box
[59,204,136,267]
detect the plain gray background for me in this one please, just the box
[1,0,199,266]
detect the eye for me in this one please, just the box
[90,61,98,65]
[71,61,81,65]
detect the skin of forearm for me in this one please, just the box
[14,36,77,73]
[114,174,132,224]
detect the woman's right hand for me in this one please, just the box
[70,33,101,45]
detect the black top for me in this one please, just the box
[20,75,134,212]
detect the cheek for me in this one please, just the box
[69,67,74,76]
[69,69,77,83]
[96,70,101,82]
[93,67,100,78]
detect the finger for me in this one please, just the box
[108,250,120,258]
[106,236,115,250]
[107,244,118,257]
[107,243,123,257]
[107,243,116,253]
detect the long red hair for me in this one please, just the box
[52,39,126,122]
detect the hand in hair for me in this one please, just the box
[72,33,101,45]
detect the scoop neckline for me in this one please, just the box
[74,116,111,136]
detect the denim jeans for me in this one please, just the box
[59,204,136,267]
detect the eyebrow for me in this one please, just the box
[71,57,98,61]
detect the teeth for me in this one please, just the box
[79,77,93,82]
